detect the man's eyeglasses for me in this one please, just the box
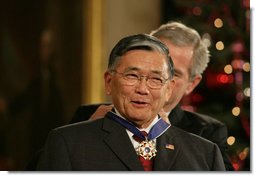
[111,70,169,89]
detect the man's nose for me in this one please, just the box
[135,77,150,94]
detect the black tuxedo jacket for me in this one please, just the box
[170,105,233,170]
[70,103,233,170]
[36,114,225,171]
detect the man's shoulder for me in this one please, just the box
[171,105,225,128]
[53,118,105,136]
[70,103,110,123]
[171,106,228,139]
[169,125,216,146]
[184,110,225,127]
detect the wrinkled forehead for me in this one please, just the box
[116,49,170,75]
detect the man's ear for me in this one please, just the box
[185,74,202,95]
[166,79,175,102]
[104,71,112,95]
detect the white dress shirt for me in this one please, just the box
[114,108,158,150]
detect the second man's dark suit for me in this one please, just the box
[70,103,234,171]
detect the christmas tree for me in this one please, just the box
[162,0,250,171]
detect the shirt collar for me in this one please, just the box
[114,107,159,133]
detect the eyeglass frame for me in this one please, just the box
[110,69,170,89]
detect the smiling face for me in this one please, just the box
[105,49,175,128]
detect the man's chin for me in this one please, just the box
[126,112,152,123]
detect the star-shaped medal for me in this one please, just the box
[136,140,157,160]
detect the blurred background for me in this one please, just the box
[0,0,250,171]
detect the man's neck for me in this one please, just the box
[163,102,176,113]
[134,117,159,130]
[114,108,158,130]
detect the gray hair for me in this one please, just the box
[150,21,210,79]
[108,33,175,79]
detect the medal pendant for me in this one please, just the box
[136,140,157,160]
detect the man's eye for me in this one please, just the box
[125,73,139,79]
[150,77,163,84]
[174,73,181,77]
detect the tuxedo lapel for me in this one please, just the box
[153,127,180,171]
[102,116,144,171]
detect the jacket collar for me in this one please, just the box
[102,114,144,171]
[170,104,192,129]
[153,126,180,171]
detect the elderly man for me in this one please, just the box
[36,34,225,171]
[71,22,233,170]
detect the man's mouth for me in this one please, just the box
[131,100,149,106]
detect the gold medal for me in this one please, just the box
[136,140,157,160]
